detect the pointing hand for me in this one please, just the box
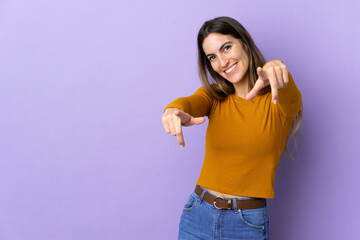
[162,108,206,148]
[246,60,289,104]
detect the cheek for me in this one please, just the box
[211,63,220,73]
[239,56,249,69]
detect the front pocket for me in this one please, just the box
[183,192,199,212]
[238,208,266,230]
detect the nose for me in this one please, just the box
[218,55,229,69]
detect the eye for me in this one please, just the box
[208,56,215,62]
[224,45,231,51]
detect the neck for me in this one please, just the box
[233,74,250,99]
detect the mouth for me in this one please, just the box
[224,62,238,75]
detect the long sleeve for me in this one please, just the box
[277,71,302,119]
[163,86,214,117]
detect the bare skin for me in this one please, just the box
[203,187,248,198]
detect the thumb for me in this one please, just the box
[189,116,206,125]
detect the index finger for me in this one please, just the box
[270,78,279,104]
[174,116,185,147]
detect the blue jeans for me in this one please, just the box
[178,186,270,240]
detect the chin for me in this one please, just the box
[224,76,242,84]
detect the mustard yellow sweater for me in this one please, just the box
[164,65,302,199]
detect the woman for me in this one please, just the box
[162,16,302,240]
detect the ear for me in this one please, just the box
[243,43,249,52]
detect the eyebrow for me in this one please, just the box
[206,41,233,57]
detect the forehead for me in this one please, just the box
[202,33,238,54]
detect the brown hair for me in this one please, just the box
[197,16,303,161]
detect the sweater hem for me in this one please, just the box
[195,180,275,199]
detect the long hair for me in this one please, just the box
[197,16,303,161]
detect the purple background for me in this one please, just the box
[0,0,359,239]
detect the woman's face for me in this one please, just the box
[202,33,249,84]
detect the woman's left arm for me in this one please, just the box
[246,59,302,118]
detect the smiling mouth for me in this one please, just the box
[224,62,238,74]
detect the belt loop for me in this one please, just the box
[233,198,239,213]
[199,186,207,204]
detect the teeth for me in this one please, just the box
[225,63,237,73]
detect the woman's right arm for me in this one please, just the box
[163,86,214,117]
[162,86,213,148]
